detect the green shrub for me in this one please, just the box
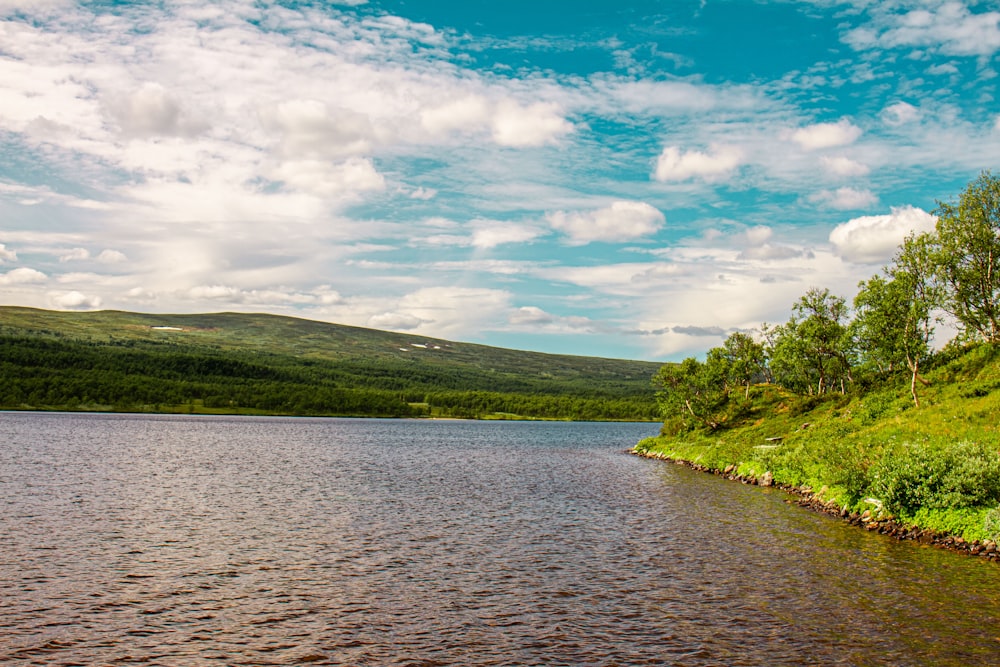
[870,439,1000,515]
[984,506,1000,542]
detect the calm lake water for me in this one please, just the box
[2,412,1000,666]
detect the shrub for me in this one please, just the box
[870,439,1000,515]
[984,507,1000,542]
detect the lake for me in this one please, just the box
[2,412,999,666]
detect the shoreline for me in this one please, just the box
[630,447,1000,562]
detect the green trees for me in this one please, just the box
[932,171,1000,342]
[854,234,939,406]
[652,172,1000,427]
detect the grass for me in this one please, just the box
[635,343,1000,543]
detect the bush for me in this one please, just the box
[984,506,1000,542]
[870,439,1000,515]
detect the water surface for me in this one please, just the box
[2,413,999,665]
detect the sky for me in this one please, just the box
[0,0,998,361]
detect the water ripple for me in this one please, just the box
[2,413,1000,665]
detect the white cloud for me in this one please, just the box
[0,267,46,284]
[420,95,490,136]
[821,156,871,177]
[881,101,921,126]
[0,0,70,15]
[271,158,386,199]
[654,144,743,182]
[0,243,16,262]
[108,83,208,139]
[260,99,375,158]
[187,284,342,306]
[59,247,90,262]
[388,286,513,338]
[547,201,665,245]
[97,249,128,263]
[845,4,1000,57]
[508,306,553,326]
[507,306,597,333]
[367,312,424,331]
[470,221,543,249]
[791,119,862,150]
[48,290,101,309]
[809,187,879,210]
[491,100,573,147]
[829,205,937,264]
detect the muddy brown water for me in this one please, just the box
[2,412,999,666]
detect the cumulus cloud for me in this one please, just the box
[882,102,921,126]
[108,83,208,139]
[821,156,871,177]
[420,95,490,136]
[0,243,17,262]
[508,306,553,326]
[0,267,46,284]
[809,187,879,210]
[49,290,101,309]
[491,100,573,147]
[260,99,375,159]
[547,201,665,245]
[653,144,743,182]
[97,249,127,263]
[829,205,937,264]
[791,119,862,150]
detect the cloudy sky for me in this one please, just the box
[0,0,997,360]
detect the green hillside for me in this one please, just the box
[636,343,1000,545]
[0,306,662,421]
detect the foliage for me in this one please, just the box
[652,357,727,430]
[869,439,1000,515]
[932,170,1000,342]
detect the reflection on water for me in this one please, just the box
[2,413,999,666]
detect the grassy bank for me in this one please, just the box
[635,343,1000,544]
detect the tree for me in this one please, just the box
[791,288,854,394]
[933,170,1000,342]
[721,331,767,399]
[652,357,726,430]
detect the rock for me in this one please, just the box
[724,464,736,474]
[760,471,774,487]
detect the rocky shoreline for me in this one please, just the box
[631,448,1000,562]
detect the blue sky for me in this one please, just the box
[0,0,998,361]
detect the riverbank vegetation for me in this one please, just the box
[0,309,660,421]
[638,172,1000,544]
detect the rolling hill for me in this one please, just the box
[0,306,663,420]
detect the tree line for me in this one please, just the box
[0,333,659,421]
[656,171,1000,429]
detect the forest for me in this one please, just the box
[0,310,661,421]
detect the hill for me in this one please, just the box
[634,343,1000,546]
[0,306,662,421]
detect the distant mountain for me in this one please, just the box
[0,307,663,421]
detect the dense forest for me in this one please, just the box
[641,172,1000,544]
[0,310,661,421]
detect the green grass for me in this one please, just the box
[636,344,1000,542]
